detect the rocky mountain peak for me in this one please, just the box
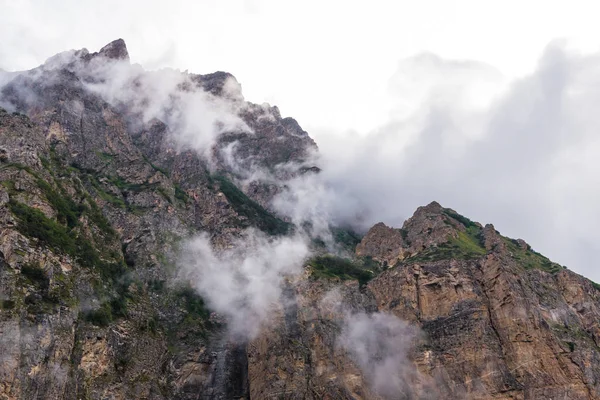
[96,38,129,61]
[2,40,600,400]
[357,201,478,265]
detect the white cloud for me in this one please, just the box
[338,311,430,399]
[177,230,310,339]
[1,1,599,290]
[310,42,600,282]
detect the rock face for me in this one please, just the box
[355,204,600,399]
[1,40,600,400]
[0,39,314,399]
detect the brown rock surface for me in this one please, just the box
[1,39,600,400]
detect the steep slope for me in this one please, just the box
[250,203,600,399]
[1,40,600,400]
[0,40,315,400]
[357,202,600,398]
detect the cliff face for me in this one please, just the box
[0,39,315,400]
[354,203,600,399]
[0,40,599,400]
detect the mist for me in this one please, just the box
[177,229,310,339]
[82,57,251,158]
[3,40,598,284]
[300,43,600,282]
[339,311,430,399]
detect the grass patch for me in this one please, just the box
[501,237,564,274]
[308,255,375,286]
[110,176,159,193]
[213,175,291,235]
[443,208,479,230]
[143,155,170,176]
[176,286,210,320]
[403,208,487,263]
[9,200,127,279]
[19,263,61,312]
[0,300,15,310]
[36,178,85,228]
[332,227,363,253]
[174,184,189,204]
[21,263,49,290]
[85,196,117,237]
[86,175,126,208]
[96,151,115,163]
[157,187,172,204]
[406,230,486,263]
[9,200,77,254]
[453,230,486,256]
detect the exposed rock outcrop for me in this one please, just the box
[1,40,599,400]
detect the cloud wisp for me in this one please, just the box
[338,311,427,399]
[0,45,252,162]
[177,230,310,340]
[277,43,600,282]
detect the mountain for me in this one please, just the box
[1,40,600,400]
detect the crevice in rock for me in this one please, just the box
[203,333,249,400]
[414,271,422,321]
[475,261,524,392]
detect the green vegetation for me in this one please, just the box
[213,175,291,235]
[397,208,488,263]
[407,230,486,264]
[308,255,377,286]
[4,147,139,324]
[83,271,132,327]
[86,174,126,208]
[453,230,487,256]
[19,263,60,312]
[157,187,172,204]
[443,208,479,230]
[96,151,115,162]
[1,179,16,193]
[331,227,363,253]
[176,286,210,320]
[174,184,189,204]
[9,198,130,321]
[36,178,85,228]
[0,300,16,310]
[162,285,213,342]
[84,303,113,327]
[109,175,159,193]
[21,263,50,290]
[501,237,564,274]
[8,200,77,254]
[9,199,126,278]
[148,279,166,292]
[0,162,36,176]
[143,155,170,176]
[85,196,116,237]
[440,207,564,274]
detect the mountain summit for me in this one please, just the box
[1,40,600,400]
[98,38,129,60]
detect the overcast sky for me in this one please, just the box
[1,0,600,282]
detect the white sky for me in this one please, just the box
[2,0,600,281]
[2,0,599,133]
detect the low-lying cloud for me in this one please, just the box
[177,229,310,339]
[339,311,427,399]
[82,57,251,157]
[0,47,252,162]
[294,42,600,282]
